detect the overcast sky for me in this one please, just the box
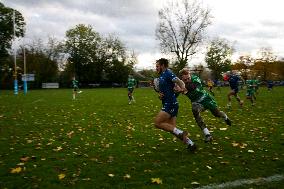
[2,0,284,69]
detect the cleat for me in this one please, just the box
[227,104,231,109]
[239,100,244,107]
[204,134,213,143]
[187,143,197,152]
[177,131,188,144]
[225,118,232,126]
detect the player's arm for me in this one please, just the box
[172,77,187,93]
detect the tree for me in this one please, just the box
[254,47,277,81]
[233,55,255,80]
[205,38,233,80]
[16,38,59,88]
[65,24,101,84]
[156,0,211,70]
[0,2,25,88]
[64,24,134,86]
[0,2,25,59]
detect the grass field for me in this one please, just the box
[0,87,283,188]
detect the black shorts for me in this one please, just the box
[162,102,179,117]
[231,87,239,94]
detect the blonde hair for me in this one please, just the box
[179,68,190,76]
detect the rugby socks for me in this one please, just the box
[185,138,194,146]
[203,128,210,136]
[219,111,228,120]
[173,127,183,136]
[73,93,75,100]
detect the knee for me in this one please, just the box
[154,117,161,129]
[212,110,220,117]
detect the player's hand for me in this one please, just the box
[158,92,164,100]
[180,87,188,94]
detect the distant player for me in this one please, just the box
[127,74,136,104]
[253,76,261,96]
[224,71,244,108]
[207,79,215,96]
[246,79,256,106]
[72,76,81,100]
[267,80,274,91]
[177,68,231,143]
[154,58,196,151]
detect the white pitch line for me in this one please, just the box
[32,99,43,104]
[196,174,284,189]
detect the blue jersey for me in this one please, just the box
[159,69,178,104]
[229,74,240,89]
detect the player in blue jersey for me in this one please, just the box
[154,58,196,151]
[225,71,244,108]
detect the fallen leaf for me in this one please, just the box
[191,181,200,185]
[10,167,22,173]
[124,174,131,179]
[151,178,162,184]
[58,173,66,180]
[20,156,30,162]
[206,165,212,170]
[219,128,227,131]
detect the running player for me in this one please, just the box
[253,76,261,96]
[72,76,81,100]
[207,79,215,96]
[127,74,136,104]
[177,68,231,142]
[154,58,196,151]
[246,79,256,106]
[224,71,244,108]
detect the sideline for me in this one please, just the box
[196,174,284,189]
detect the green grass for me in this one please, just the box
[0,87,283,188]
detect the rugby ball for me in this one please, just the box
[153,78,160,92]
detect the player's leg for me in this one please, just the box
[128,88,133,104]
[233,89,243,107]
[252,90,256,101]
[168,116,197,151]
[210,107,231,126]
[247,91,255,105]
[192,102,212,142]
[154,105,196,150]
[131,89,135,102]
[209,87,215,96]
[73,88,76,100]
[227,90,234,107]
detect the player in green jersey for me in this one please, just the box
[253,77,261,96]
[177,68,231,143]
[127,74,136,104]
[72,77,81,100]
[246,79,256,106]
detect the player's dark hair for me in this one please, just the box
[156,58,169,68]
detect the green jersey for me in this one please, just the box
[184,75,210,102]
[246,80,255,91]
[72,79,79,89]
[246,80,255,96]
[127,78,136,89]
[184,75,217,110]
